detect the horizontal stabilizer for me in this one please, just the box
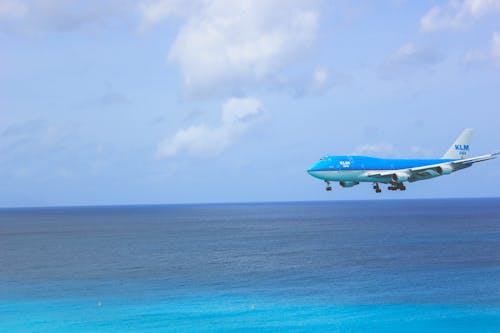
[451,151,499,166]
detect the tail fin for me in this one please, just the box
[442,128,473,159]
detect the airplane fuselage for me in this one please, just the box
[307,156,458,184]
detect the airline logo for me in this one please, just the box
[455,144,469,151]
[455,144,469,157]
[339,160,351,168]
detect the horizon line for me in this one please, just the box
[0,196,499,211]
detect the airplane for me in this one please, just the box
[307,129,499,193]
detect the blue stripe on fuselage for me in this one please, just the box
[308,155,456,171]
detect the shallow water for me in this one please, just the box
[1,199,500,332]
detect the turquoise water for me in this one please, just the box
[3,299,500,332]
[1,199,500,332]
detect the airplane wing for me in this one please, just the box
[366,152,499,183]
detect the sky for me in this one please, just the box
[1,0,499,207]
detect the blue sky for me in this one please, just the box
[1,0,499,207]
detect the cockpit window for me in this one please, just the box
[319,157,327,161]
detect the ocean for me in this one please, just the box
[1,198,500,332]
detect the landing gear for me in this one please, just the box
[325,180,332,191]
[372,182,382,193]
[388,183,406,191]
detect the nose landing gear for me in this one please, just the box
[325,180,332,191]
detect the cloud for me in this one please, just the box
[311,67,329,89]
[0,0,27,21]
[159,0,320,97]
[155,97,264,158]
[463,32,500,68]
[408,145,432,157]
[421,0,500,32]
[292,66,351,96]
[379,42,442,79]
[0,118,115,181]
[79,91,131,109]
[0,118,73,177]
[0,118,69,151]
[494,32,500,66]
[3,0,321,98]
[351,142,431,158]
[351,142,396,156]
[138,0,202,30]
[0,0,131,34]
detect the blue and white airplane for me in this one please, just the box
[307,129,499,193]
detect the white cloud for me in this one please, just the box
[463,49,489,64]
[421,0,500,32]
[0,118,114,182]
[379,42,441,79]
[493,32,500,66]
[463,32,500,68]
[409,145,432,157]
[0,0,27,21]
[78,91,131,109]
[390,43,439,64]
[0,0,132,33]
[312,67,329,87]
[351,143,431,158]
[161,0,320,97]
[291,66,350,96]
[155,97,264,158]
[351,143,396,156]
[138,0,202,31]
[304,67,332,95]
[221,97,262,124]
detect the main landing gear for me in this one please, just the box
[325,180,332,191]
[372,182,382,193]
[388,183,406,191]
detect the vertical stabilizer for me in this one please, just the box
[442,128,473,159]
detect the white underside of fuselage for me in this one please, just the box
[308,170,393,184]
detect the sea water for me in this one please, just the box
[1,199,500,332]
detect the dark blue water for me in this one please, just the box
[1,199,500,332]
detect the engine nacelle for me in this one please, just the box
[437,164,454,175]
[391,172,410,183]
[339,181,359,188]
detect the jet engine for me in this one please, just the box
[437,164,454,175]
[391,172,410,183]
[339,181,359,188]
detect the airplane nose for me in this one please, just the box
[307,166,322,179]
[307,163,318,174]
